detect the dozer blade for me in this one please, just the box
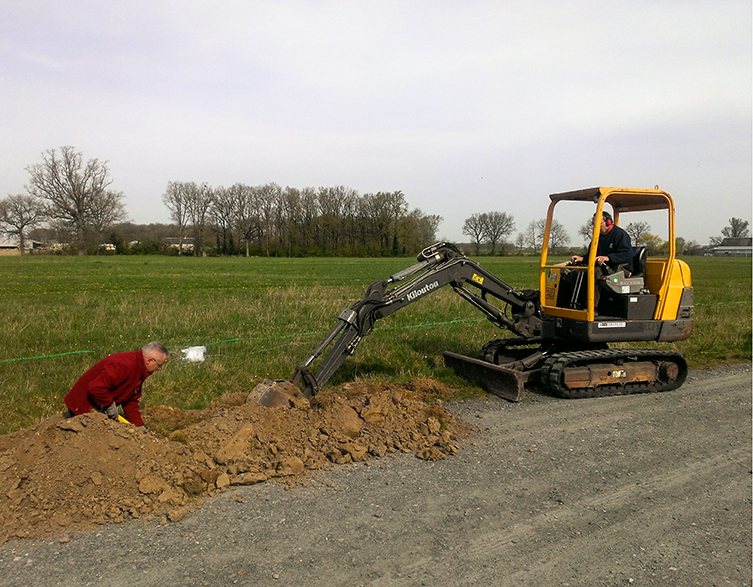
[443,351,528,402]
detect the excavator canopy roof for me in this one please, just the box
[549,187,672,213]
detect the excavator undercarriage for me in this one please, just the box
[444,341,688,402]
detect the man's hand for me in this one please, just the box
[104,402,119,420]
[570,255,585,266]
[595,255,609,266]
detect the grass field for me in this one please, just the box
[0,254,750,434]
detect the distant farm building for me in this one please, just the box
[0,240,43,256]
[165,237,194,253]
[709,237,752,257]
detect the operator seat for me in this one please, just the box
[631,246,647,277]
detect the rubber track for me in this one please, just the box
[479,338,515,362]
[542,348,688,399]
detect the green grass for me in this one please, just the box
[674,256,752,366]
[0,255,749,434]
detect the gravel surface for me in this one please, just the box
[1,363,750,587]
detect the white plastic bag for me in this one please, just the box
[182,346,207,362]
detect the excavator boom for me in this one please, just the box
[291,243,543,397]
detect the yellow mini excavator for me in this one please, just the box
[290,187,693,401]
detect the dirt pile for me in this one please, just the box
[0,377,467,542]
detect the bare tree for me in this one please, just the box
[625,221,652,246]
[547,219,570,251]
[674,237,687,255]
[417,211,442,246]
[383,191,409,253]
[514,232,526,252]
[482,211,515,255]
[278,186,302,255]
[524,219,546,252]
[462,213,486,255]
[257,183,282,256]
[184,182,214,257]
[316,186,355,254]
[298,187,319,252]
[0,194,47,255]
[721,217,750,239]
[577,222,593,244]
[233,183,261,257]
[25,146,125,253]
[162,181,191,254]
[89,189,127,237]
[683,239,701,252]
[210,186,238,254]
[358,191,407,253]
[360,192,390,250]
[395,209,442,254]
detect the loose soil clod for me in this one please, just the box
[0,377,468,541]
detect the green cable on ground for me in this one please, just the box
[7,302,740,364]
[0,350,94,364]
[378,318,486,330]
[1,318,486,364]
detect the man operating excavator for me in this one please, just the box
[567,211,633,309]
[571,211,633,273]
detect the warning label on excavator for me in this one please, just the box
[472,273,484,285]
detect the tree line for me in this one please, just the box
[162,181,441,257]
[0,146,440,257]
[461,211,747,256]
[0,146,748,256]
[462,212,571,254]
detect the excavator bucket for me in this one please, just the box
[443,351,528,402]
[247,379,311,409]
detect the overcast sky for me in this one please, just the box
[1,1,750,246]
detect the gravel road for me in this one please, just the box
[1,363,750,587]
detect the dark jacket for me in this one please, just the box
[64,350,149,426]
[588,225,633,273]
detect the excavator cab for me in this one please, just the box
[539,187,693,344]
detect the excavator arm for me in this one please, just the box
[291,243,543,397]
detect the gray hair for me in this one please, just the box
[142,341,169,357]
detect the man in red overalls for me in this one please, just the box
[63,341,168,429]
